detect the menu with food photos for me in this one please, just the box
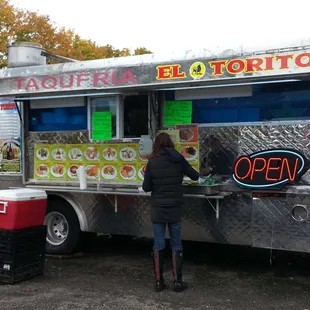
[101,162,118,182]
[137,162,147,182]
[34,144,51,179]
[176,124,198,143]
[67,145,83,161]
[33,139,199,184]
[175,124,199,183]
[102,144,118,162]
[118,144,138,182]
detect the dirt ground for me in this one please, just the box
[1,237,310,310]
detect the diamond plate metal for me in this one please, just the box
[198,123,310,161]
[63,191,253,246]
[18,125,310,253]
[182,194,252,244]
[252,196,310,252]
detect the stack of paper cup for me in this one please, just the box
[77,166,87,190]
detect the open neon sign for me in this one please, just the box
[232,149,308,189]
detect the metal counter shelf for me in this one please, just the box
[207,182,310,195]
[24,182,310,218]
[20,184,230,219]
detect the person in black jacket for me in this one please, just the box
[142,133,200,292]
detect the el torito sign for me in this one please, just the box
[156,52,310,80]
[232,149,308,189]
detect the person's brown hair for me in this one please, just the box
[150,132,175,158]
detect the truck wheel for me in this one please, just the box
[44,198,80,255]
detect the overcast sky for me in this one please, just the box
[9,0,310,54]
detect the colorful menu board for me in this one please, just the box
[176,124,199,143]
[92,112,112,141]
[33,124,199,184]
[164,101,192,126]
[175,124,199,184]
[34,143,142,183]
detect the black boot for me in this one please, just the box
[172,250,188,292]
[153,249,166,292]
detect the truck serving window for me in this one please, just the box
[28,97,87,132]
[123,95,148,138]
[89,97,117,139]
[171,82,310,124]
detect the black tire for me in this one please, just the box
[45,198,81,255]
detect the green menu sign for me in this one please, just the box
[92,112,112,140]
[164,101,192,126]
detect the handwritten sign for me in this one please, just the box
[92,112,112,140]
[164,101,192,126]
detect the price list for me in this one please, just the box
[0,102,21,140]
[163,101,192,127]
[92,111,112,140]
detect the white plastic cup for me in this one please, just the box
[77,166,87,190]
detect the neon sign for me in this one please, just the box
[232,149,308,189]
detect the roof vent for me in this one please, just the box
[7,41,46,68]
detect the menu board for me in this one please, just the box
[176,124,198,143]
[49,144,67,181]
[164,101,192,126]
[34,144,50,180]
[34,143,143,183]
[33,139,199,184]
[118,144,139,182]
[0,101,21,140]
[92,112,112,141]
[176,124,199,183]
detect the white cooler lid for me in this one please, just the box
[0,188,47,201]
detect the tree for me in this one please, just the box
[0,0,152,68]
[0,0,15,58]
[134,47,153,56]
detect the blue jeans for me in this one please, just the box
[153,221,183,251]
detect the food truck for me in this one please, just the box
[1,41,310,255]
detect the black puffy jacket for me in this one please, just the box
[142,148,199,223]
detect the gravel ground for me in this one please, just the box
[1,237,310,310]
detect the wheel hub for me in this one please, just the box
[44,212,69,246]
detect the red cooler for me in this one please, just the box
[0,188,47,230]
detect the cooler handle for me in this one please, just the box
[0,202,8,214]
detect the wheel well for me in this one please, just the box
[47,193,88,231]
